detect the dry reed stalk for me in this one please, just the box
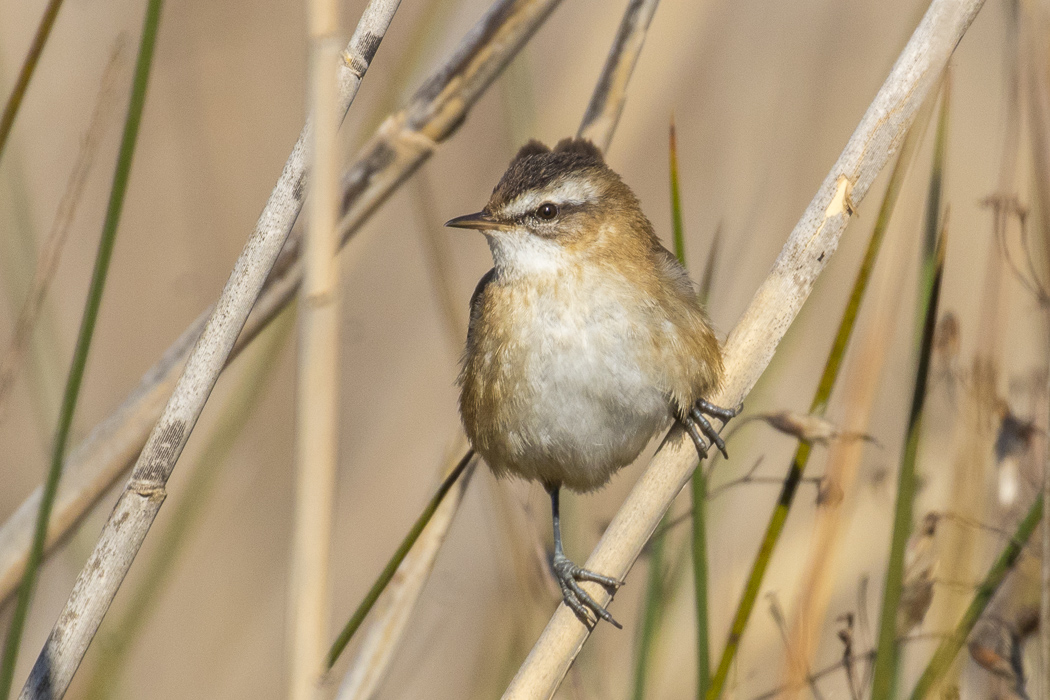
[78,305,295,700]
[15,1,400,696]
[575,0,659,153]
[0,321,195,607]
[778,165,915,699]
[0,0,564,609]
[336,437,476,700]
[503,1,986,697]
[0,39,128,424]
[288,0,349,696]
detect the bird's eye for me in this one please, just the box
[536,202,558,220]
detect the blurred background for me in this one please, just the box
[0,0,1045,697]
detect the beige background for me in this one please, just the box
[0,0,1043,697]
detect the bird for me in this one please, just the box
[445,137,738,627]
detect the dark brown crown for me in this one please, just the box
[488,138,607,209]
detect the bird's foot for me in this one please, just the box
[551,553,623,629]
[682,398,743,460]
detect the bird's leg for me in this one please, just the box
[547,484,623,629]
[682,398,743,461]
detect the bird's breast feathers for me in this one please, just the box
[461,266,704,490]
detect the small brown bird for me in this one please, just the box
[446,138,737,626]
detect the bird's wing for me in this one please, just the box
[652,244,699,300]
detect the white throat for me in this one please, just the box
[486,229,574,278]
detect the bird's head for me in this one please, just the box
[446,138,652,277]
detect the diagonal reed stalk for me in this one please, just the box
[0,3,163,697]
[908,494,1043,699]
[703,61,945,700]
[15,3,400,697]
[80,304,295,700]
[506,3,987,697]
[0,0,566,609]
[869,81,951,700]
[870,220,948,700]
[575,0,659,153]
[0,0,66,162]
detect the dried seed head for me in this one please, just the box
[968,618,1022,686]
[934,311,960,364]
[897,511,939,636]
[759,410,878,446]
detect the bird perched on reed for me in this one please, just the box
[446,137,738,627]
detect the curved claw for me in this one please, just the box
[690,407,729,459]
[552,554,623,629]
[682,418,710,460]
[688,398,743,460]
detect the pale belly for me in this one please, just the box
[466,285,675,492]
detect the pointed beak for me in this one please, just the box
[444,211,504,231]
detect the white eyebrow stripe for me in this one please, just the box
[546,178,599,205]
[501,178,600,218]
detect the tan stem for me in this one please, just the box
[288,0,346,695]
